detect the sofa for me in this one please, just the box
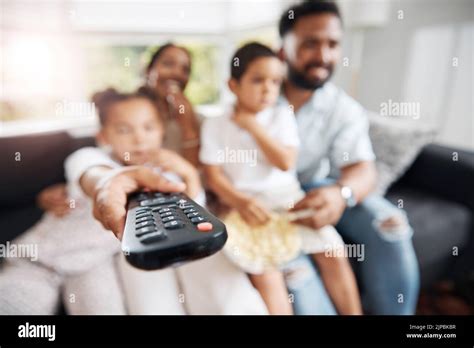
[0,131,473,297]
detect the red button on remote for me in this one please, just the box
[197,222,213,232]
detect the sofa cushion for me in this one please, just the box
[0,205,43,244]
[386,186,471,286]
[369,113,436,195]
[0,132,73,208]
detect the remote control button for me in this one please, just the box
[157,208,172,213]
[140,196,179,207]
[187,212,200,218]
[135,226,157,237]
[136,213,154,219]
[136,210,153,215]
[190,216,206,224]
[197,222,213,232]
[136,206,151,211]
[136,220,155,228]
[136,216,154,223]
[135,213,152,219]
[136,193,150,201]
[153,192,165,198]
[160,211,173,217]
[135,208,151,214]
[164,221,184,229]
[161,216,177,223]
[167,204,177,208]
[183,208,196,214]
[139,230,167,244]
[179,205,194,210]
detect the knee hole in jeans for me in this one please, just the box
[373,213,412,241]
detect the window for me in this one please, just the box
[82,43,221,106]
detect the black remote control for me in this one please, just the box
[121,191,227,270]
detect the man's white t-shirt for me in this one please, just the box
[199,105,300,195]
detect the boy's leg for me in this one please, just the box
[282,255,337,315]
[312,252,362,315]
[63,254,126,315]
[249,270,293,315]
[0,260,62,314]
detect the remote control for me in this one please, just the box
[122,191,227,270]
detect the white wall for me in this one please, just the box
[333,0,474,150]
[2,0,472,150]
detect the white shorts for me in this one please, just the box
[223,179,344,274]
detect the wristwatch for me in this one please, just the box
[338,184,357,208]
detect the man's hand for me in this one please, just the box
[91,166,186,240]
[291,185,346,229]
[37,183,71,217]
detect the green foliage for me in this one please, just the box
[84,44,220,105]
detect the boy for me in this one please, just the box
[200,43,362,315]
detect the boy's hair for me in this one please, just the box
[230,42,278,80]
[278,0,342,38]
[92,88,160,125]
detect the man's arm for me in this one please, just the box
[291,160,376,229]
[337,160,377,204]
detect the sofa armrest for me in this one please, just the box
[396,144,474,210]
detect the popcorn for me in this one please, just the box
[223,211,301,274]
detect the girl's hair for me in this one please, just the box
[145,42,191,74]
[91,88,159,125]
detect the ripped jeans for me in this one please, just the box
[282,179,420,315]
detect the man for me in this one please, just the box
[277,0,419,315]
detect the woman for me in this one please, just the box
[140,43,201,166]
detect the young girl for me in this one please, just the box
[200,42,362,315]
[0,89,201,314]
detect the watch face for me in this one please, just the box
[341,186,356,208]
[341,186,352,199]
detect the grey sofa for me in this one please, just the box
[0,131,472,301]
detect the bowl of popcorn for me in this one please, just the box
[222,210,302,274]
